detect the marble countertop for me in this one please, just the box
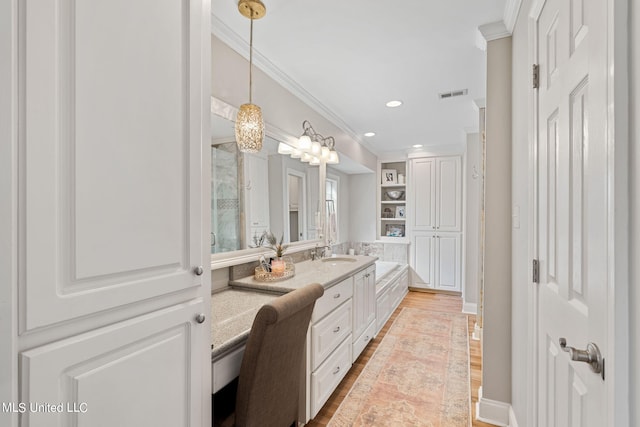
[211,255,376,359]
[228,255,377,293]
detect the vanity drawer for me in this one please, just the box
[311,300,352,370]
[311,335,352,417]
[352,321,376,363]
[312,277,353,322]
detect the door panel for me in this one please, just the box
[21,0,202,331]
[536,0,607,424]
[21,299,205,427]
[413,234,434,288]
[436,234,460,291]
[436,157,462,232]
[411,159,435,230]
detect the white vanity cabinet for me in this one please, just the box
[351,265,376,362]
[309,277,353,417]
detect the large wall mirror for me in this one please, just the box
[210,97,322,266]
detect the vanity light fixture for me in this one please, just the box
[277,142,294,155]
[364,132,376,137]
[235,0,267,153]
[295,120,340,165]
[385,100,403,108]
[412,144,423,148]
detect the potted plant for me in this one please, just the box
[263,231,289,275]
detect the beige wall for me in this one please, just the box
[211,36,378,172]
[630,0,639,423]
[481,36,512,404]
[464,132,480,307]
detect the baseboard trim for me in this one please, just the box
[462,302,477,314]
[476,386,510,426]
[509,406,519,427]
[472,323,482,341]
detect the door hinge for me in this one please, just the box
[532,259,539,283]
[532,64,540,89]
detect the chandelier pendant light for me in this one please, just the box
[235,0,266,153]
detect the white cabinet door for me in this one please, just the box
[15,1,210,425]
[436,156,462,232]
[435,234,461,291]
[21,0,207,331]
[412,233,435,288]
[21,300,206,427]
[352,269,367,340]
[411,158,436,231]
[413,233,460,291]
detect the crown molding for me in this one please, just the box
[478,21,511,42]
[503,0,523,33]
[211,14,363,147]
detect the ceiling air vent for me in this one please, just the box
[438,89,468,99]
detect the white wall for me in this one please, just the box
[464,133,480,308]
[510,3,533,424]
[348,173,377,242]
[481,36,512,405]
[630,1,639,423]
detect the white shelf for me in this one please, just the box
[381,184,406,188]
[380,218,406,222]
[381,200,406,204]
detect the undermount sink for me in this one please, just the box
[321,257,357,263]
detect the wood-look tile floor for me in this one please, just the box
[306,290,495,427]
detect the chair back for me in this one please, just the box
[235,283,324,427]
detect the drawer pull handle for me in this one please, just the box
[333,326,341,333]
[364,335,369,341]
[333,293,341,299]
[333,366,340,375]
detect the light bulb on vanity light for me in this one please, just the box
[321,146,330,160]
[309,156,320,166]
[298,135,312,152]
[310,140,322,155]
[327,150,339,164]
[277,142,294,155]
[301,152,313,163]
[290,148,303,159]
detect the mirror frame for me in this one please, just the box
[210,96,322,270]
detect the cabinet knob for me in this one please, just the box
[195,313,206,324]
[333,293,341,299]
[332,366,341,375]
[194,266,204,276]
[333,326,341,333]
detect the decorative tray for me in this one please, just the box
[254,259,295,282]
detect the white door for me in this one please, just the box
[435,234,460,291]
[535,0,608,425]
[435,156,462,232]
[411,158,436,231]
[15,0,211,425]
[413,233,435,288]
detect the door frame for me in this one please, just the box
[526,0,630,426]
[284,168,308,243]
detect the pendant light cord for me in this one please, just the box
[249,12,254,104]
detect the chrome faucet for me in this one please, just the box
[311,245,332,260]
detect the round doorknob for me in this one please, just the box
[195,313,206,324]
[194,266,204,276]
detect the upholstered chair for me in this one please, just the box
[215,283,324,427]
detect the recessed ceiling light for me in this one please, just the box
[385,100,403,108]
[364,132,376,137]
[412,144,423,148]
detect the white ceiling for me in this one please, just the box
[212,0,507,157]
